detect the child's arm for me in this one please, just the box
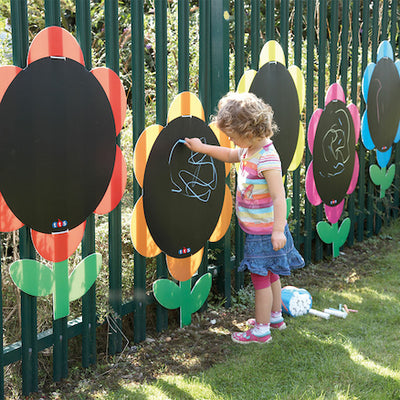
[262,169,287,251]
[184,137,240,163]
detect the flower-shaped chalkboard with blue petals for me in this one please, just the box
[361,40,400,197]
[306,83,360,257]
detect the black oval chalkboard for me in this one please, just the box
[313,101,356,206]
[0,57,116,233]
[249,62,300,176]
[143,116,225,258]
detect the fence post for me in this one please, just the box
[131,0,147,344]
[105,0,123,356]
[76,0,97,368]
[10,0,39,395]
[209,0,231,306]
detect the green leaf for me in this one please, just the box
[316,221,336,244]
[370,164,396,198]
[153,278,182,309]
[69,253,102,302]
[9,259,54,297]
[189,273,212,314]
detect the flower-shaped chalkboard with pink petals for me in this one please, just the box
[305,83,360,257]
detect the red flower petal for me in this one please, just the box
[0,66,21,102]
[91,67,127,135]
[27,26,84,65]
[94,145,127,215]
[31,221,86,263]
[0,192,24,232]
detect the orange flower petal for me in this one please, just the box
[0,192,24,232]
[31,221,86,263]
[94,145,127,215]
[0,66,21,102]
[166,249,204,281]
[91,67,127,135]
[209,185,233,242]
[27,26,84,65]
[133,125,163,187]
[130,197,161,257]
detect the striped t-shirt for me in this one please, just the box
[236,140,283,235]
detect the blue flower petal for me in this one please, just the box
[377,40,394,61]
[376,148,392,168]
[362,63,375,103]
[361,112,375,150]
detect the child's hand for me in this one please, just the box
[184,137,204,152]
[272,230,286,251]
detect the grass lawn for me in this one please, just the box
[20,219,400,400]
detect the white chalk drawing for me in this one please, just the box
[320,109,351,178]
[168,138,218,203]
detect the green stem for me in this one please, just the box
[53,260,70,320]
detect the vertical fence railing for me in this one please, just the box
[106,0,123,356]
[76,0,97,371]
[1,1,400,398]
[154,0,169,333]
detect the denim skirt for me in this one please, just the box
[238,225,305,276]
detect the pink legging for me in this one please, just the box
[251,271,280,290]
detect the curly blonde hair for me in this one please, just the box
[214,92,278,140]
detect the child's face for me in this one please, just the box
[226,131,252,148]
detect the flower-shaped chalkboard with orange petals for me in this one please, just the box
[0,27,127,319]
[131,92,233,326]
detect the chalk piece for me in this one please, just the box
[309,308,330,319]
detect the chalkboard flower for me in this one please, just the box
[237,40,305,179]
[361,40,400,197]
[131,92,233,326]
[305,83,360,256]
[0,27,127,318]
[361,40,400,168]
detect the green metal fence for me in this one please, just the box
[1,0,399,397]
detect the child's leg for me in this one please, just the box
[270,274,286,330]
[270,274,281,313]
[251,273,272,324]
[255,286,272,325]
[231,273,273,344]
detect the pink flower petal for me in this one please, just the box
[347,152,359,195]
[348,103,361,143]
[307,109,323,154]
[325,83,345,104]
[324,200,345,224]
[305,162,322,206]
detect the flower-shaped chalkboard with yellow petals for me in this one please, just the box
[131,92,233,326]
[0,27,127,319]
[237,41,305,181]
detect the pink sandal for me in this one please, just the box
[246,318,287,330]
[231,329,272,344]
